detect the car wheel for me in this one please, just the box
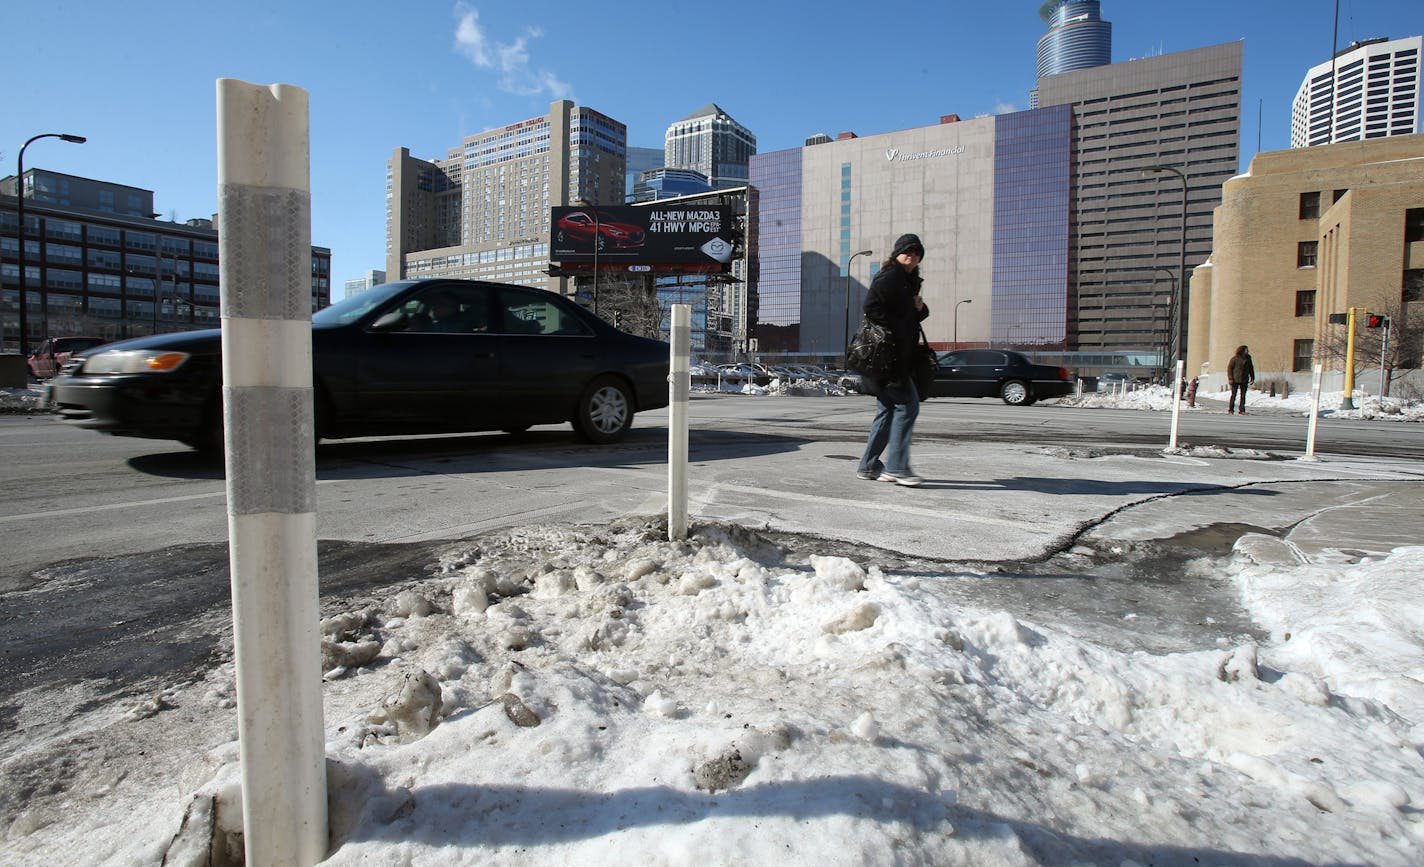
[573,376,632,444]
[1000,380,1031,406]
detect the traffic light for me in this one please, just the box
[1365,313,1386,329]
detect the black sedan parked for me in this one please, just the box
[927,349,1074,406]
[47,279,670,450]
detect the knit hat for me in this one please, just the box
[892,233,925,259]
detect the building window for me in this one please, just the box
[1407,208,1424,243]
[1332,188,1348,203]
[1295,290,1316,317]
[1292,339,1314,372]
[1299,191,1320,220]
[1297,240,1318,268]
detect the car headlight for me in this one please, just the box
[82,350,191,374]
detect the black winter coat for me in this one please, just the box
[863,263,930,385]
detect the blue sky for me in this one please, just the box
[7,0,1421,298]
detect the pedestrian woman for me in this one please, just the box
[1227,344,1254,415]
[856,234,931,486]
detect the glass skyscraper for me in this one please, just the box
[1036,1,1112,78]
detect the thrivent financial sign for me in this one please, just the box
[885,145,965,162]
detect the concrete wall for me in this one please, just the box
[799,117,997,352]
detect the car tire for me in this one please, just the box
[573,375,633,444]
[1000,380,1031,406]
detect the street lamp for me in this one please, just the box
[843,249,874,353]
[953,298,973,347]
[15,133,86,356]
[1142,164,1188,367]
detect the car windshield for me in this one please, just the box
[312,282,414,326]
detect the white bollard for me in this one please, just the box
[1167,359,1184,451]
[216,79,327,865]
[668,305,690,541]
[1303,363,1324,461]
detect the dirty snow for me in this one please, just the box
[2,518,1422,865]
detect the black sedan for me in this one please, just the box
[47,279,670,450]
[927,349,1074,406]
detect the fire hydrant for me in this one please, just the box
[1185,377,1199,407]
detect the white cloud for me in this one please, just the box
[452,4,572,100]
[993,100,1019,115]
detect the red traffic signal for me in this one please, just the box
[1365,314,1386,329]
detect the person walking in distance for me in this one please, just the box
[856,234,931,487]
[1227,345,1255,415]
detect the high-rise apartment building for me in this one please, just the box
[1291,36,1422,148]
[1031,1,1113,108]
[665,104,756,190]
[386,100,627,295]
[1037,41,1243,362]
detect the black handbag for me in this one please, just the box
[911,326,937,398]
[846,320,896,380]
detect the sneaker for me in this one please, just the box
[877,471,924,487]
[856,460,884,481]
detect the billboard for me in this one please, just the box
[550,205,734,268]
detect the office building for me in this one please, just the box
[632,168,714,203]
[1031,1,1113,107]
[386,100,627,296]
[1188,134,1424,385]
[750,108,1072,358]
[1291,36,1423,148]
[624,146,663,202]
[2,170,330,351]
[665,104,756,190]
[343,269,386,297]
[1036,41,1243,365]
[749,39,1241,374]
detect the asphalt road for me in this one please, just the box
[3,395,1421,590]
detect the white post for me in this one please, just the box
[668,304,690,541]
[1167,359,1184,450]
[216,79,326,865]
[1303,363,1323,461]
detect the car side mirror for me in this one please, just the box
[369,310,407,332]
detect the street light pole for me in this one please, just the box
[14,132,86,356]
[843,249,873,353]
[954,298,973,347]
[1143,164,1188,367]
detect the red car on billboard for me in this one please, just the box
[556,210,645,251]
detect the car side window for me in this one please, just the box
[403,285,493,333]
[964,350,1008,366]
[496,287,592,336]
[938,352,967,367]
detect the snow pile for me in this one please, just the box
[0,387,44,413]
[10,519,1422,865]
[1058,384,1180,412]
[1194,388,1424,422]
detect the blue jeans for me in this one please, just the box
[858,381,920,476]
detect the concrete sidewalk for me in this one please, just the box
[674,435,1424,566]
